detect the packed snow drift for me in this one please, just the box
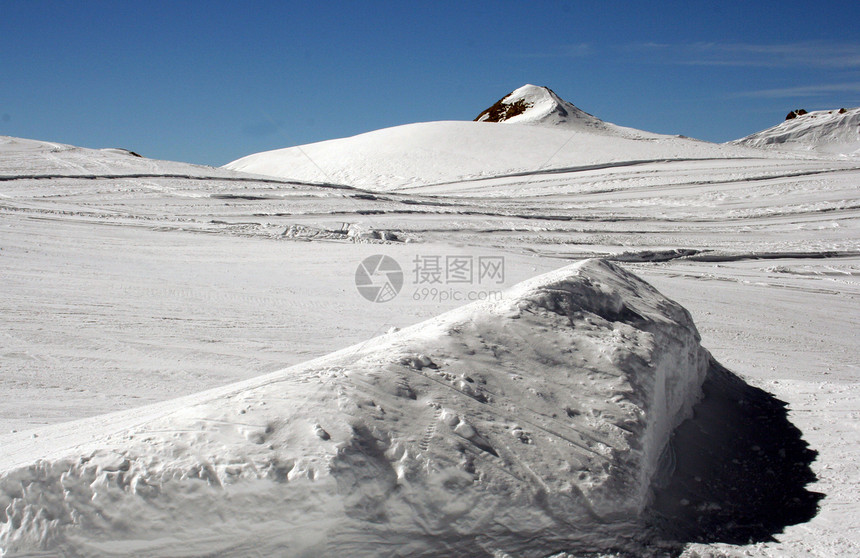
[0,259,710,557]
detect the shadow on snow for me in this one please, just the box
[643,358,823,553]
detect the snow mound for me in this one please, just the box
[0,259,710,556]
[732,107,860,157]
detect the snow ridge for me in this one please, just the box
[732,107,860,157]
[0,135,250,179]
[0,259,710,556]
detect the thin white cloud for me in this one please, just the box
[630,41,860,69]
[518,43,592,59]
[733,82,860,98]
[561,43,592,58]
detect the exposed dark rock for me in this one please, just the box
[475,95,533,123]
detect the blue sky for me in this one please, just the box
[2,1,859,166]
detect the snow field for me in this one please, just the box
[2,88,858,556]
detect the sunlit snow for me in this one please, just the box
[1,88,858,557]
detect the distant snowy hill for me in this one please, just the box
[0,136,248,178]
[732,107,860,157]
[225,85,767,191]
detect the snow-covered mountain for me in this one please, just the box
[224,85,766,190]
[732,107,860,157]
[472,84,663,142]
[475,84,610,130]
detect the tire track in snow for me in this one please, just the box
[392,157,793,191]
[0,172,358,191]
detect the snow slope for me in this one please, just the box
[0,259,710,557]
[0,136,254,179]
[225,120,772,191]
[732,107,860,157]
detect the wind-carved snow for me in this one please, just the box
[732,107,860,157]
[0,259,710,556]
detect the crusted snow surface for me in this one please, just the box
[0,259,709,557]
[732,107,860,157]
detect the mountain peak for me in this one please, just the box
[474,84,606,130]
